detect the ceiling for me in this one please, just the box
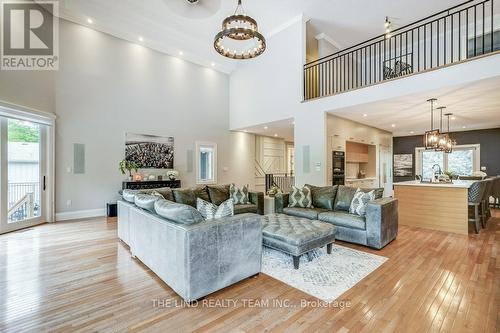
[330,76,500,137]
[237,118,295,142]
[53,0,466,73]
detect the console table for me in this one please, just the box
[122,180,181,190]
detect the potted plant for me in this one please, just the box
[119,159,141,181]
[267,185,282,197]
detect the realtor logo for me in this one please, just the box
[1,0,59,70]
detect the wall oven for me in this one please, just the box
[332,151,345,186]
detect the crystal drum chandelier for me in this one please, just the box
[213,0,266,59]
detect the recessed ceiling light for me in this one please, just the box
[391,124,396,128]
[211,62,215,67]
[362,113,368,117]
[264,126,268,130]
[87,18,93,24]
[462,125,466,128]
[179,51,183,55]
[138,36,144,42]
[274,134,278,137]
[451,116,456,120]
[410,131,414,134]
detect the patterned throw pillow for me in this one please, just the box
[288,186,312,208]
[349,189,376,217]
[230,184,249,205]
[196,198,234,220]
[150,190,165,198]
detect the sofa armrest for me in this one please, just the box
[183,213,262,301]
[249,191,264,215]
[365,198,398,249]
[274,193,289,213]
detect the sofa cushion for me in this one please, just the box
[122,189,140,203]
[350,189,376,216]
[234,203,258,215]
[305,184,338,210]
[283,207,328,220]
[230,183,250,204]
[134,193,162,213]
[334,186,357,211]
[154,187,174,201]
[207,185,230,205]
[318,211,366,230]
[154,199,204,225]
[193,185,210,202]
[288,186,312,208]
[172,188,196,207]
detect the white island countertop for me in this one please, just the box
[393,180,475,189]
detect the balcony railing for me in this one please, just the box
[304,0,499,100]
[8,182,40,222]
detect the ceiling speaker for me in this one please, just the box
[164,0,221,19]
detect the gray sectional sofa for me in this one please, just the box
[275,185,398,249]
[117,187,263,302]
[122,184,264,215]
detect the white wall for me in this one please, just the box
[1,19,256,218]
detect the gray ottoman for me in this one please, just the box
[261,213,336,269]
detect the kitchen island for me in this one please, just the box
[393,180,475,235]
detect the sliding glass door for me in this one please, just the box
[0,117,48,233]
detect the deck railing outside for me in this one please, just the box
[304,0,499,100]
[8,182,40,222]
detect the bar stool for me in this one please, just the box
[491,176,500,209]
[468,181,486,234]
[481,179,493,227]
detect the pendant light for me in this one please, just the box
[424,98,440,150]
[443,112,456,153]
[436,106,448,151]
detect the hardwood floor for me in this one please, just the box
[0,211,498,332]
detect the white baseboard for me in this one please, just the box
[55,208,106,221]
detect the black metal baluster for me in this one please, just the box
[492,0,494,52]
[482,2,485,55]
[459,11,461,61]
[451,14,454,63]
[431,22,434,68]
[474,5,477,56]
[424,24,427,69]
[466,8,469,58]
[443,16,448,65]
[438,18,440,66]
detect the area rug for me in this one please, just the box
[261,244,387,302]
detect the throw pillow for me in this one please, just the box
[288,186,312,208]
[214,198,234,219]
[230,184,249,205]
[305,184,338,210]
[349,189,376,217]
[150,190,165,198]
[196,198,234,220]
[207,185,230,205]
[333,185,358,211]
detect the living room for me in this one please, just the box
[0,0,499,332]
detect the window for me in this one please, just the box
[415,144,479,179]
[196,142,217,184]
